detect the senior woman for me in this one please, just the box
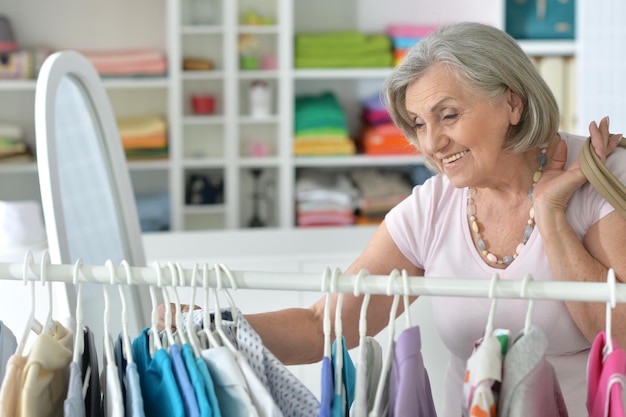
[166,22,626,416]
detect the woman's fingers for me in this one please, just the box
[589,116,611,160]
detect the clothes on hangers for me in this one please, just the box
[102,335,124,417]
[388,325,437,417]
[201,345,259,417]
[180,342,213,417]
[0,321,16,384]
[131,328,185,417]
[185,308,321,417]
[462,329,509,417]
[114,333,144,417]
[64,361,85,417]
[587,331,626,417]
[331,337,356,417]
[169,343,201,417]
[350,336,383,417]
[497,325,568,417]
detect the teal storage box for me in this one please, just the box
[506,0,575,39]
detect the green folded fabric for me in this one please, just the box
[295,53,393,68]
[295,31,370,48]
[295,34,391,57]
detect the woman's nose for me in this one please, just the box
[420,126,445,156]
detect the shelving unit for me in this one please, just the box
[0,0,578,232]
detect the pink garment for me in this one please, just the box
[78,48,167,76]
[385,24,439,38]
[385,132,626,417]
[587,332,626,417]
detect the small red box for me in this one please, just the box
[191,95,215,114]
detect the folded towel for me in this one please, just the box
[79,48,167,76]
[385,24,439,38]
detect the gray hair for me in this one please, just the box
[384,22,559,169]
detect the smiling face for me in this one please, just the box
[405,63,524,189]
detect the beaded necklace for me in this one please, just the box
[467,145,548,266]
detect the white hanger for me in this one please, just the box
[185,263,203,357]
[119,260,135,364]
[16,251,43,356]
[353,268,371,353]
[211,263,239,353]
[40,250,55,335]
[172,262,188,346]
[201,263,221,349]
[71,258,85,365]
[331,267,344,399]
[320,267,333,359]
[401,269,412,329]
[103,260,117,368]
[148,262,164,357]
[216,263,239,323]
[370,269,402,415]
[161,262,179,349]
[520,273,535,335]
[604,268,617,360]
[484,273,500,337]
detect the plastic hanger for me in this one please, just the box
[604,268,617,361]
[103,260,117,369]
[320,267,333,360]
[216,263,239,324]
[148,262,164,357]
[371,268,402,414]
[16,250,43,356]
[185,263,203,357]
[40,250,55,335]
[331,267,344,399]
[119,260,135,364]
[201,263,221,349]
[172,262,188,346]
[520,273,535,335]
[71,258,85,364]
[401,269,412,329]
[211,263,239,353]
[353,268,371,353]
[161,262,179,349]
[484,273,500,337]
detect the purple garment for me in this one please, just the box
[318,356,333,417]
[388,326,437,417]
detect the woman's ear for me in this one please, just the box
[507,88,524,126]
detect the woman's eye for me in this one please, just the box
[442,113,458,121]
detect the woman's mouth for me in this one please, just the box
[442,150,469,164]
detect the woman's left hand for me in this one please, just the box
[533,116,622,216]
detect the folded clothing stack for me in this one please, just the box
[79,48,167,77]
[0,122,33,163]
[295,169,359,227]
[349,168,413,224]
[293,91,355,156]
[117,115,168,160]
[386,24,439,66]
[294,31,393,68]
[357,93,418,156]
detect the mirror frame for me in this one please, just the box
[35,50,148,332]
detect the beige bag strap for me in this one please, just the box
[579,137,626,218]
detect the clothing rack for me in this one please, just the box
[0,257,623,304]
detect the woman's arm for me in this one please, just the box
[245,220,423,365]
[534,118,626,345]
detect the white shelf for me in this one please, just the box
[518,39,576,56]
[0,0,580,232]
